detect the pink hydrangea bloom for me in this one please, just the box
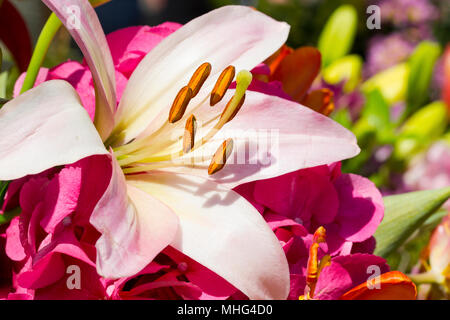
[2,156,111,299]
[234,163,384,254]
[234,162,385,299]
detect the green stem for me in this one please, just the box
[20,13,62,94]
[408,271,440,285]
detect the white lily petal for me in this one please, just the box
[90,155,179,279]
[111,5,290,145]
[43,0,117,141]
[150,91,360,188]
[0,80,107,181]
[127,171,290,300]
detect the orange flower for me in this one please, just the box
[265,45,334,116]
[340,271,417,300]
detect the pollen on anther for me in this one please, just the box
[169,86,193,123]
[210,66,235,106]
[183,114,197,153]
[188,62,212,98]
[208,138,234,175]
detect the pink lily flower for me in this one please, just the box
[0,2,360,299]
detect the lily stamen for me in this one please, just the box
[299,226,331,300]
[117,69,251,173]
[183,114,197,154]
[169,86,193,123]
[210,65,235,106]
[208,138,234,175]
[217,70,252,126]
[188,62,212,97]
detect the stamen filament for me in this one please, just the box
[217,70,252,127]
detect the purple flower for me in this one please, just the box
[377,0,439,26]
[365,33,415,76]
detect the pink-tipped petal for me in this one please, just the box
[90,155,179,279]
[42,0,116,140]
[127,171,290,300]
[0,80,107,181]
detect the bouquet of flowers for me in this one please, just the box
[0,0,448,301]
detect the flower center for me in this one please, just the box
[113,63,252,176]
[299,226,331,300]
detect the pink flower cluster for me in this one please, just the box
[0,23,387,300]
[234,163,386,299]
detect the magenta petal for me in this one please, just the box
[49,61,96,120]
[17,255,66,290]
[314,254,389,300]
[19,177,49,214]
[33,257,106,300]
[288,274,307,300]
[351,237,377,254]
[164,247,238,299]
[264,212,308,236]
[40,166,83,234]
[6,293,33,300]
[34,229,95,268]
[38,155,113,233]
[334,174,384,242]
[5,217,26,262]
[1,176,28,212]
[13,69,50,97]
[253,168,339,227]
[106,23,181,77]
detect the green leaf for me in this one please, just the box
[0,180,9,207]
[351,90,394,146]
[322,55,362,92]
[374,187,450,258]
[318,5,357,68]
[362,63,409,105]
[0,208,20,226]
[394,101,448,160]
[332,108,352,129]
[405,41,441,117]
[362,89,390,128]
[0,71,7,97]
